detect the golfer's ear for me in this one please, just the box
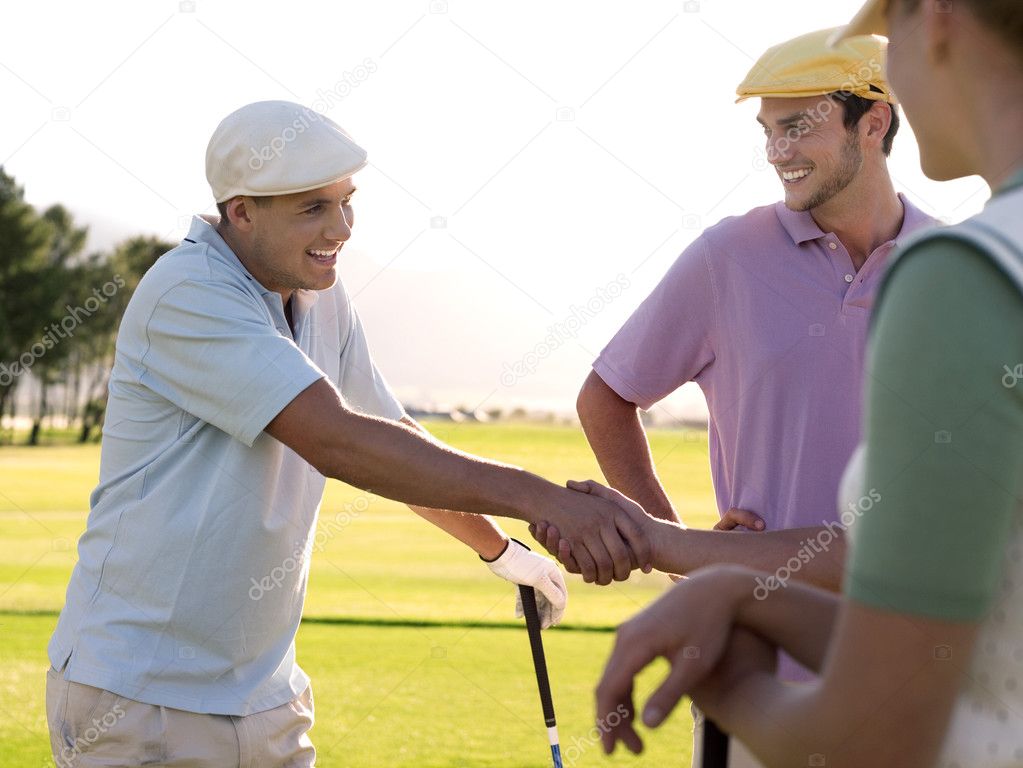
[863,101,892,150]
[225,197,255,231]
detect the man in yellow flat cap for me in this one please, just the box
[532,26,936,768]
[594,4,1023,766]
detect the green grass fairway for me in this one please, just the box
[0,421,715,766]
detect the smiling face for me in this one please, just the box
[758,95,865,212]
[222,178,357,300]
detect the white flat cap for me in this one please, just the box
[206,100,367,203]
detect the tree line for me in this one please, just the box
[0,166,172,445]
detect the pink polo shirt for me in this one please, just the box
[596,196,933,681]
[595,196,934,542]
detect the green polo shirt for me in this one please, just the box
[846,169,1023,621]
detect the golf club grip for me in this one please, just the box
[702,718,729,768]
[518,585,556,726]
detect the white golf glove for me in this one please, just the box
[484,538,567,629]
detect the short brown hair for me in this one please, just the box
[216,196,273,226]
[832,91,901,156]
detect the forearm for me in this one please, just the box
[648,522,846,592]
[400,418,510,559]
[705,672,830,768]
[270,381,554,521]
[693,566,843,764]
[408,506,509,559]
[270,381,648,584]
[578,371,680,523]
[706,598,968,768]
[329,414,550,520]
[707,672,928,768]
[724,566,841,672]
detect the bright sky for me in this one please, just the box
[2,0,992,421]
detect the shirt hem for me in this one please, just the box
[59,658,310,717]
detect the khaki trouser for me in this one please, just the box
[692,704,765,768]
[46,667,315,767]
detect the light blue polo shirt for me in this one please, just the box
[49,216,405,716]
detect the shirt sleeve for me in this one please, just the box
[337,302,406,422]
[135,279,326,447]
[846,237,1023,621]
[592,236,718,409]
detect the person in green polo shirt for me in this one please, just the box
[592,1,1023,765]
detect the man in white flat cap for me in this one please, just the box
[45,100,652,767]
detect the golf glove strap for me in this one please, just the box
[485,538,567,629]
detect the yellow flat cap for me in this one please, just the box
[736,27,892,103]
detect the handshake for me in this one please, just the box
[526,479,672,585]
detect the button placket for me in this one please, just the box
[823,237,853,291]
[823,237,861,311]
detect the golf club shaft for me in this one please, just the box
[519,585,563,768]
[702,718,729,768]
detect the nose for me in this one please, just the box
[766,132,794,167]
[324,203,352,243]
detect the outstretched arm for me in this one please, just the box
[650,519,846,592]
[547,481,846,591]
[400,417,510,560]
[266,379,652,584]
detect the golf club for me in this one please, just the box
[518,584,563,768]
[702,718,729,768]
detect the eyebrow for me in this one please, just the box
[756,111,811,127]
[295,188,357,209]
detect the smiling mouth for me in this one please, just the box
[306,246,340,263]
[780,167,814,184]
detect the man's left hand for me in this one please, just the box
[714,508,765,531]
[485,538,567,628]
[595,564,773,754]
